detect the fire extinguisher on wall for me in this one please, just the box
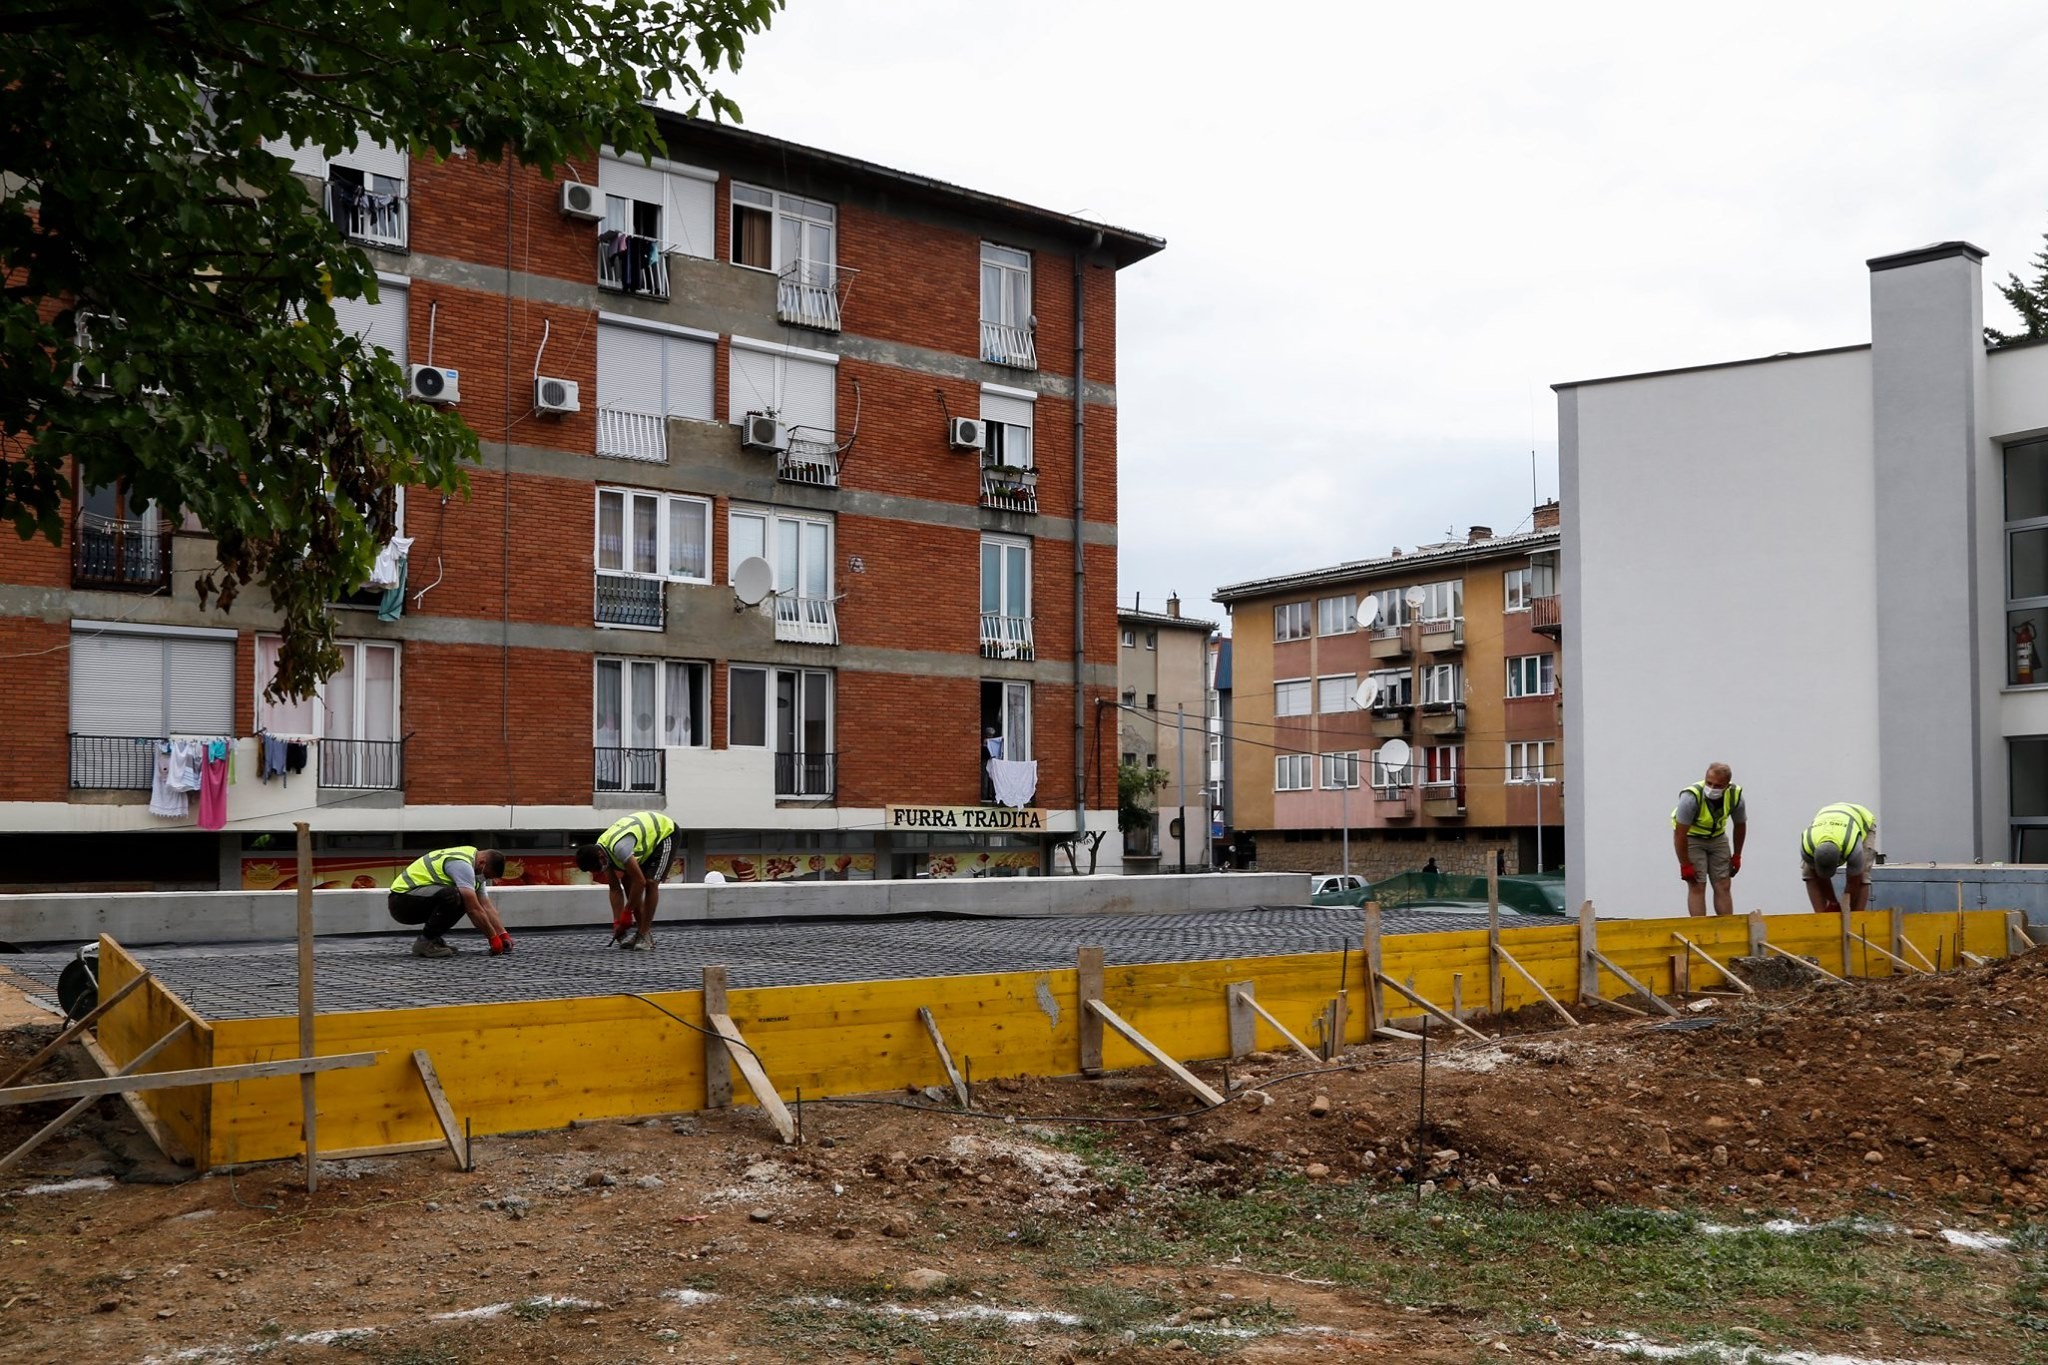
[2018,621,2039,685]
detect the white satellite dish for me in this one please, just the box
[1378,738,1412,773]
[1356,595,1380,629]
[732,556,775,607]
[1353,677,1382,711]
[1403,585,1427,611]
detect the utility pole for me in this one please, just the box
[1175,703,1187,874]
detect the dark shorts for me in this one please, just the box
[639,834,676,882]
[389,886,464,938]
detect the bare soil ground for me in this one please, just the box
[2,952,2046,1364]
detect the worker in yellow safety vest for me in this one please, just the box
[575,810,679,951]
[387,845,512,957]
[1671,762,1746,917]
[1801,803,1879,914]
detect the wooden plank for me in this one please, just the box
[916,1007,970,1109]
[1084,1000,1225,1106]
[1492,942,1579,1027]
[1747,911,1765,960]
[1577,901,1598,1004]
[1840,906,1854,978]
[705,1012,796,1144]
[1889,907,1907,967]
[1581,993,1648,1017]
[1225,981,1256,1059]
[1362,903,1385,1035]
[1899,934,1939,974]
[1486,870,1503,1015]
[1077,946,1105,1074]
[701,966,731,1109]
[0,1022,192,1175]
[1586,949,1681,1017]
[411,1050,469,1169]
[76,1032,189,1165]
[1374,1025,1424,1042]
[2011,912,2038,954]
[1758,940,1849,985]
[1850,932,1927,975]
[296,821,318,1194]
[0,971,151,1090]
[1231,988,1319,1062]
[1374,973,1489,1042]
[1671,931,1755,996]
[0,1051,379,1108]
[314,1140,447,1161]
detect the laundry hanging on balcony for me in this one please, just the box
[602,231,659,293]
[149,743,189,819]
[197,737,232,831]
[364,535,413,590]
[985,758,1038,808]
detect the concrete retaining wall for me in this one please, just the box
[0,873,1308,948]
[1871,863,2048,931]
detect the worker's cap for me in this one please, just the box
[1811,840,1842,877]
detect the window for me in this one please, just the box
[980,243,1035,367]
[322,140,407,248]
[1122,750,1138,766]
[1274,679,1311,717]
[596,489,711,583]
[1145,631,1157,649]
[1366,587,1411,630]
[1274,601,1311,641]
[596,320,716,461]
[1317,594,1357,635]
[256,636,398,740]
[1419,663,1462,707]
[1529,552,1558,600]
[730,505,831,601]
[982,679,1032,762]
[1121,628,1136,647]
[596,657,706,750]
[1504,567,1531,612]
[1416,579,1463,623]
[1121,689,1136,708]
[2007,439,2048,684]
[599,151,714,259]
[981,387,1035,469]
[1276,753,1312,791]
[1371,747,1412,791]
[73,479,166,590]
[1145,693,1156,711]
[1316,674,1357,714]
[731,183,835,277]
[729,337,838,438]
[1424,745,1462,787]
[331,277,408,367]
[1320,751,1360,789]
[2011,737,2048,859]
[981,536,1032,658]
[1367,667,1413,708]
[71,625,234,739]
[1506,654,1556,698]
[1506,741,1554,782]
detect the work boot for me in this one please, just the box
[412,937,457,959]
[626,933,654,952]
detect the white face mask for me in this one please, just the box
[1704,785,1726,799]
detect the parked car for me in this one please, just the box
[1308,873,1371,906]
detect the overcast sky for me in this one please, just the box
[715,1,2048,629]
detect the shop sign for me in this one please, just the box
[886,804,1048,832]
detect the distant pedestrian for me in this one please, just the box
[1672,763,1746,917]
[1802,803,1879,914]
[576,810,678,950]
[1422,856,1440,896]
[387,846,512,958]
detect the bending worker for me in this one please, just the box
[387,845,513,957]
[576,809,678,951]
[1671,762,1746,917]
[1802,802,1879,914]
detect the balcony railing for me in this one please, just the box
[1530,594,1561,637]
[595,746,664,794]
[774,750,836,798]
[1421,617,1464,652]
[70,734,159,790]
[1422,781,1467,817]
[979,465,1039,514]
[980,613,1034,661]
[595,571,664,629]
[596,406,666,463]
[318,737,404,791]
[769,594,838,645]
[776,261,854,331]
[325,179,406,249]
[73,512,171,592]
[980,319,1037,369]
[598,232,669,298]
[777,434,840,488]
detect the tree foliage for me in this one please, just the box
[1117,760,1169,835]
[1,0,780,697]
[1987,222,2048,348]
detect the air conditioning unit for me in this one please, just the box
[741,412,789,453]
[947,417,985,451]
[407,364,460,404]
[534,376,580,414]
[559,181,604,221]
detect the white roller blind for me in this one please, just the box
[666,335,714,419]
[333,282,408,365]
[599,155,668,212]
[166,638,235,733]
[980,391,1035,428]
[70,633,164,735]
[597,323,663,413]
[780,355,836,435]
[667,175,715,260]
[335,136,407,182]
[729,346,780,422]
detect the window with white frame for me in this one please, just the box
[981,387,1034,468]
[1367,667,1413,708]
[595,657,708,753]
[1503,567,1531,612]
[599,151,715,258]
[1316,674,1357,714]
[1506,653,1556,698]
[729,338,837,439]
[983,678,1032,762]
[256,636,398,743]
[1424,745,1462,788]
[1506,740,1554,782]
[729,505,831,602]
[1317,594,1357,635]
[981,536,1031,657]
[981,244,1031,329]
[1366,587,1412,630]
[1274,678,1311,717]
[1320,751,1360,789]
[596,488,712,583]
[1416,579,1463,622]
[2006,439,2048,684]
[1274,601,1311,641]
[728,665,835,794]
[271,134,408,249]
[1275,753,1312,791]
[1419,662,1462,707]
[1371,748,1412,791]
[596,320,716,459]
[731,183,835,278]
[331,277,408,367]
[1121,628,1135,647]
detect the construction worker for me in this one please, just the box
[575,810,678,951]
[387,846,512,957]
[1672,763,1746,917]
[1802,802,1879,914]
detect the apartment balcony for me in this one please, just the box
[69,734,158,790]
[979,463,1039,514]
[980,613,1034,661]
[1417,702,1465,738]
[595,746,665,794]
[72,513,171,593]
[777,262,855,331]
[597,232,669,299]
[596,406,666,463]
[769,594,838,645]
[774,750,836,798]
[325,179,406,250]
[1530,594,1562,639]
[777,434,839,488]
[1421,617,1463,653]
[594,571,664,630]
[1373,785,1416,820]
[1422,782,1467,819]
[1368,627,1411,660]
[980,319,1037,369]
[318,738,405,791]
[1370,706,1411,738]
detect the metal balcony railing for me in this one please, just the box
[980,319,1037,369]
[318,737,405,791]
[595,571,664,629]
[595,746,664,794]
[774,750,835,798]
[325,179,406,249]
[1422,781,1467,816]
[70,734,159,790]
[597,232,669,298]
[979,466,1039,514]
[980,613,1034,661]
[776,261,854,331]
[769,594,838,645]
[72,513,171,592]
[596,406,667,463]
[777,434,839,488]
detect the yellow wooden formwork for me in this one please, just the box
[146,909,2019,1168]
[93,937,214,1162]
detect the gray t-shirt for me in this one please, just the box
[609,833,637,866]
[1674,788,1746,832]
[402,854,483,895]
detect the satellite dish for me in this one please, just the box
[1403,586,1427,611]
[1378,738,1411,773]
[732,556,775,607]
[1356,595,1379,629]
[1353,677,1382,711]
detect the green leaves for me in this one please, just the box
[1987,224,2048,348]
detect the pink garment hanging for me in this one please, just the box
[197,752,229,830]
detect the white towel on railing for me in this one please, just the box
[986,759,1038,808]
[149,743,189,818]
[365,535,413,590]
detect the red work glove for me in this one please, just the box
[1729,855,1742,875]
[1680,863,1698,882]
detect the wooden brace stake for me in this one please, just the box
[1758,940,1849,985]
[1849,932,1927,975]
[1374,1025,1425,1042]
[701,966,731,1109]
[918,1007,970,1109]
[1491,942,1579,1027]
[1084,999,1225,1106]
[1670,931,1755,996]
[411,1050,470,1170]
[705,1012,796,1144]
[0,1051,379,1109]
[1077,946,1105,1074]
[76,1032,187,1166]
[0,1020,194,1175]
[1373,973,1489,1042]
[2011,913,2038,954]
[1584,949,1681,1017]
[1229,987,1318,1062]
[1898,935,1939,974]
[0,970,152,1091]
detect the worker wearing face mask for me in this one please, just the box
[1671,763,1745,917]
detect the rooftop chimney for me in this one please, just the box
[1467,525,1492,543]
[1167,594,1181,618]
[1533,499,1560,530]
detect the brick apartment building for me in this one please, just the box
[1212,506,1562,880]
[0,111,1162,891]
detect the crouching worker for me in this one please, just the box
[388,846,513,957]
[577,810,678,951]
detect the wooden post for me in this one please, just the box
[705,1012,796,1143]
[1889,907,1907,970]
[1486,867,1503,1014]
[1077,946,1104,1074]
[1577,900,1598,1004]
[1329,990,1349,1055]
[294,821,317,1195]
[1494,943,1578,1026]
[1451,973,1464,1021]
[1840,905,1854,978]
[1362,902,1385,1035]
[917,1007,970,1109]
[1226,981,1257,1059]
[701,966,731,1108]
[1746,910,1765,961]
[1670,950,1689,997]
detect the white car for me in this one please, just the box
[1308,873,1369,903]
